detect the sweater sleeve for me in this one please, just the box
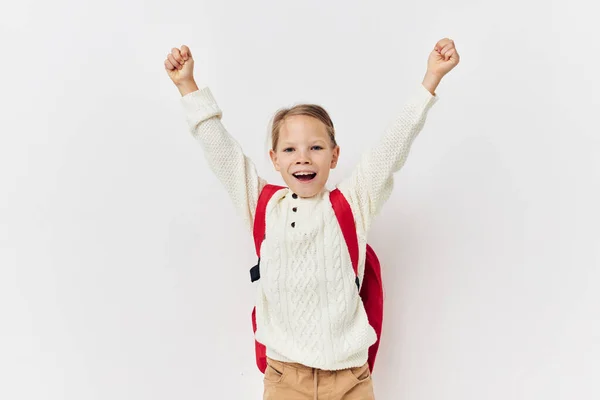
[180,86,267,232]
[336,83,439,233]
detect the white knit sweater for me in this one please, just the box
[180,83,438,370]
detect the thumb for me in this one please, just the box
[181,45,192,61]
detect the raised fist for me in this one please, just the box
[427,38,460,78]
[164,45,194,86]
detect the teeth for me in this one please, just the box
[294,172,315,176]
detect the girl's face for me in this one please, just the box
[269,115,340,198]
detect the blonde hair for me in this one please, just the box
[269,104,337,150]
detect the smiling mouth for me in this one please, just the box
[292,172,317,182]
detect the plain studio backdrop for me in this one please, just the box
[1,0,598,399]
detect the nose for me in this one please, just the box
[295,149,311,164]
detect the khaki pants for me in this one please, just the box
[263,357,376,400]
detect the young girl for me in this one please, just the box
[164,39,459,399]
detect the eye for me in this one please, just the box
[283,147,294,152]
[311,146,323,150]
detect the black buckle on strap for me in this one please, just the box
[250,258,261,282]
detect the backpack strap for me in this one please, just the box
[251,184,286,282]
[329,188,361,290]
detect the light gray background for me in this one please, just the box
[1,0,598,399]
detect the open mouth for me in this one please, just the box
[292,172,317,182]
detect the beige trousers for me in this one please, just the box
[263,357,376,400]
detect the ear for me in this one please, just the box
[330,145,340,169]
[269,149,280,171]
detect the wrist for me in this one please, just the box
[422,72,442,95]
[176,79,199,96]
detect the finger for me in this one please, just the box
[436,38,454,52]
[436,43,448,54]
[168,53,182,69]
[440,44,453,59]
[443,49,453,61]
[165,59,176,70]
[171,47,184,64]
[181,45,191,60]
[435,38,449,50]
[167,52,181,67]
[447,48,459,61]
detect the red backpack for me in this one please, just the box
[250,184,384,373]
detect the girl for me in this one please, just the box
[164,39,459,399]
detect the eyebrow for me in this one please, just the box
[280,139,327,147]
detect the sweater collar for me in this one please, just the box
[289,187,328,202]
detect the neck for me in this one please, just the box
[297,186,327,199]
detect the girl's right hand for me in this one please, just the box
[164,45,194,86]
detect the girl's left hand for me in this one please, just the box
[427,38,460,78]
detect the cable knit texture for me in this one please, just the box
[180,84,438,370]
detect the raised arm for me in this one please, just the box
[337,38,460,233]
[336,81,438,233]
[165,45,267,231]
